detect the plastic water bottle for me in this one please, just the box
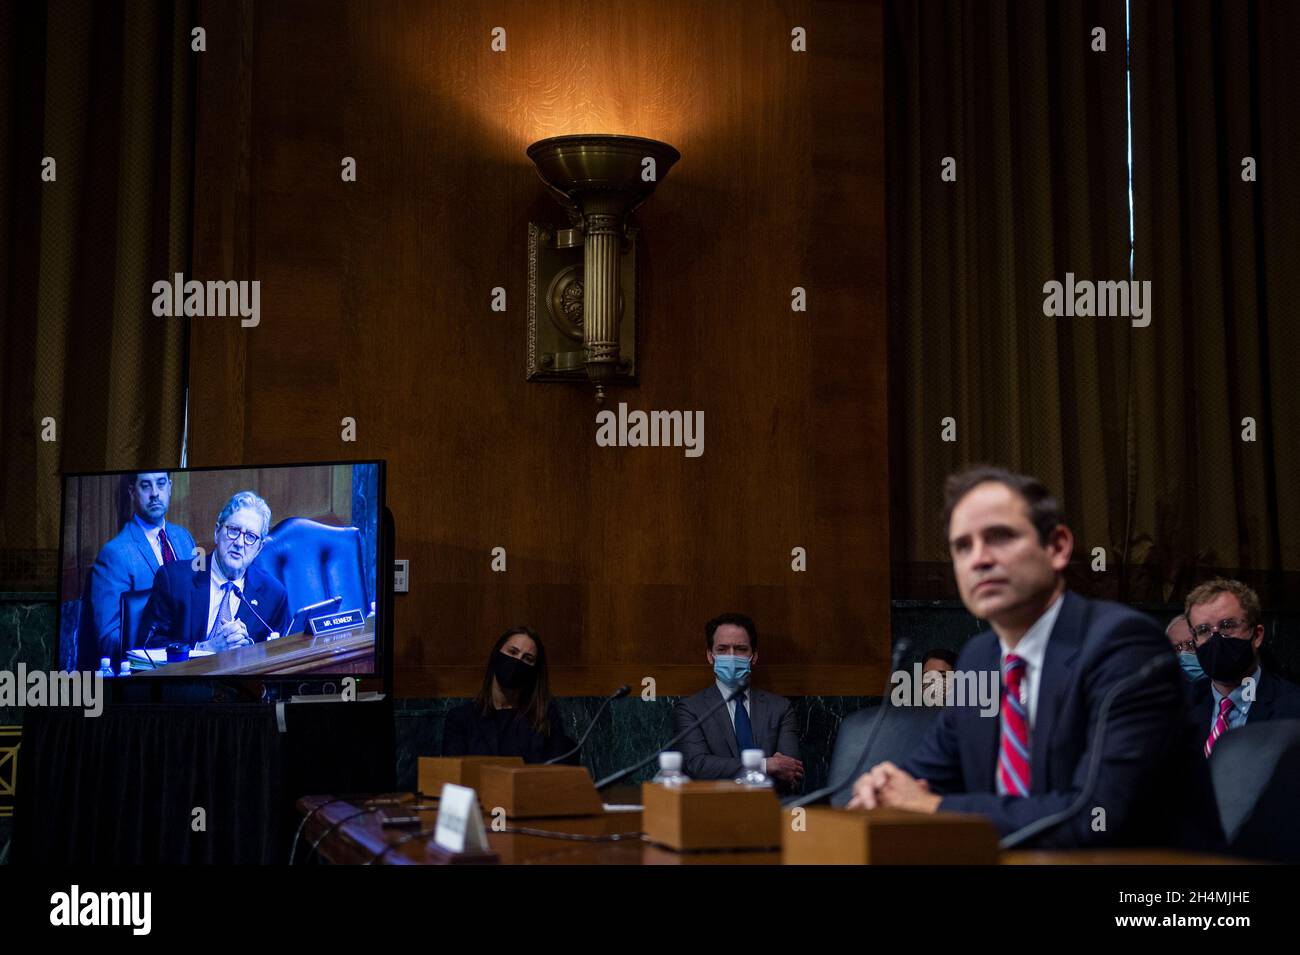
[652,751,691,787]
[118,660,132,677]
[734,749,773,787]
[98,657,114,679]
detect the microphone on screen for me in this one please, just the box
[231,585,277,641]
[784,637,912,808]
[592,676,751,791]
[544,685,631,765]
[998,652,1177,850]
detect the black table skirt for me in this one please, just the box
[14,701,394,864]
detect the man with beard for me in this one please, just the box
[82,472,196,669]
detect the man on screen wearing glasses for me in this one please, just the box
[144,491,290,652]
[1184,578,1300,757]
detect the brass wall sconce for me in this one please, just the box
[526,134,680,403]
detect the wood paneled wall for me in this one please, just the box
[188,0,888,696]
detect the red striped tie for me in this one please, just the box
[1204,697,1234,758]
[998,654,1031,797]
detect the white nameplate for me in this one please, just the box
[433,783,490,854]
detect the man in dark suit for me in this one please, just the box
[80,472,196,669]
[144,491,289,653]
[1185,578,1300,756]
[673,613,804,792]
[849,466,1220,850]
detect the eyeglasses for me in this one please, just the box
[220,524,262,547]
[1190,618,1250,641]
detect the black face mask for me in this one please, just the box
[1194,632,1256,683]
[493,651,537,692]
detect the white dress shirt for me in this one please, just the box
[206,562,245,640]
[716,678,767,773]
[134,514,166,566]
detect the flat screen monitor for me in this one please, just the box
[56,461,386,680]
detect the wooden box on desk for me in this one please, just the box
[477,764,604,818]
[418,756,523,798]
[782,807,999,865]
[641,782,781,851]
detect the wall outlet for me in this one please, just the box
[393,559,409,593]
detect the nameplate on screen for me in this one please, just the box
[308,608,365,637]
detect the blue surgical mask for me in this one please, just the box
[713,655,751,688]
[1177,651,1205,682]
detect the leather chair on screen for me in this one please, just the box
[258,517,369,635]
[1208,719,1300,862]
[119,588,155,658]
[827,703,943,806]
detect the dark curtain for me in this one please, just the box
[14,700,396,864]
[888,0,1300,606]
[1126,0,1300,605]
[0,0,195,592]
[15,704,283,863]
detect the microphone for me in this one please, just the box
[592,677,751,791]
[998,652,1177,849]
[138,623,161,669]
[293,595,343,625]
[784,637,912,809]
[544,685,631,765]
[231,585,277,642]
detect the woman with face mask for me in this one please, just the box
[440,626,578,764]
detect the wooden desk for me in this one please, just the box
[295,794,780,865]
[297,795,1240,866]
[136,618,375,676]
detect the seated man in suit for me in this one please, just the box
[144,490,290,652]
[849,466,1220,849]
[1186,577,1300,756]
[673,613,804,792]
[81,471,196,668]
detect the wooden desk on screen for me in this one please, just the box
[295,795,1245,866]
[136,617,375,676]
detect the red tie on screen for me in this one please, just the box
[158,526,177,564]
[1204,697,1234,758]
[998,654,1031,797]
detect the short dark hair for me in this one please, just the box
[922,648,958,668]
[705,613,758,652]
[942,465,1064,546]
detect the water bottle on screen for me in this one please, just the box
[734,749,772,787]
[98,657,114,679]
[118,660,132,677]
[652,751,691,787]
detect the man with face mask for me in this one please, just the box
[1185,579,1300,757]
[1167,614,1203,681]
[672,613,804,792]
[921,648,958,706]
